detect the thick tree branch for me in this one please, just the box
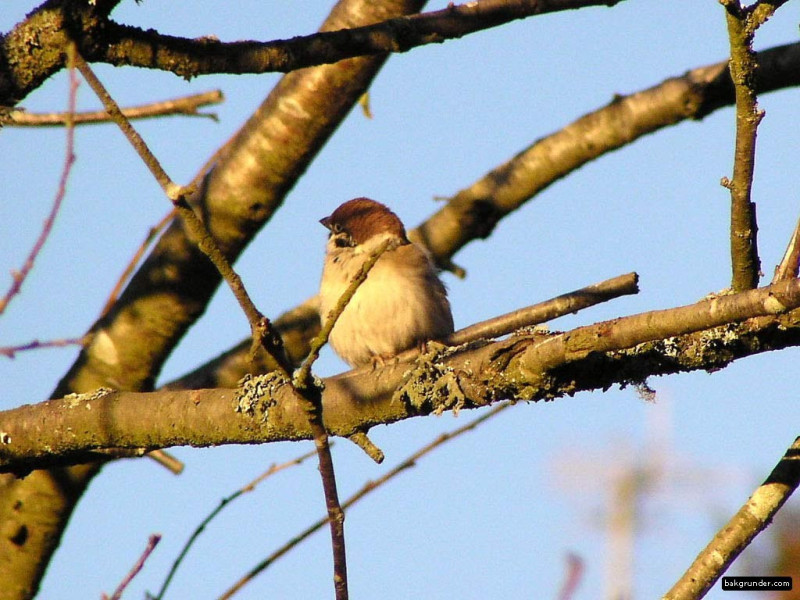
[3,278,800,474]
[97,0,623,79]
[415,42,800,270]
[0,0,623,106]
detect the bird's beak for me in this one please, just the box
[319,216,332,230]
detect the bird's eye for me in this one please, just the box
[333,233,354,248]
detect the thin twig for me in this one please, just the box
[99,209,175,319]
[663,436,800,600]
[102,534,161,600]
[0,336,88,359]
[154,448,318,600]
[3,90,223,127]
[218,402,512,600]
[70,43,290,376]
[720,0,788,290]
[294,238,393,386]
[0,46,78,317]
[772,214,800,283]
[289,239,393,600]
[556,553,585,600]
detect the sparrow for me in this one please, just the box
[318,198,454,367]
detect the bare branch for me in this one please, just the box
[414,42,800,271]
[288,238,394,600]
[722,0,774,291]
[102,534,161,600]
[294,239,393,385]
[772,214,800,283]
[71,45,291,376]
[98,0,623,79]
[0,336,87,359]
[3,278,800,474]
[2,90,223,127]
[663,436,800,600]
[154,448,318,600]
[0,48,78,317]
[98,209,175,319]
[218,403,511,599]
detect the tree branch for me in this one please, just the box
[772,215,800,283]
[1,0,623,107]
[3,278,800,474]
[97,0,624,79]
[218,402,511,599]
[71,46,291,375]
[721,0,776,291]
[155,448,318,600]
[0,46,77,317]
[663,435,800,600]
[416,40,800,271]
[162,272,639,390]
[2,90,223,126]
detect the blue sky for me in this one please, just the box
[1,1,799,598]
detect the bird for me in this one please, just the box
[318,198,454,367]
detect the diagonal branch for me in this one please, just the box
[70,45,291,375]
[772,214,800,283]
[155,448,318,600]
[0,47,78,317]
[415,41,800,271]
[218,402,512,599]
[663,435,800,600]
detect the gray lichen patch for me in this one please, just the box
[394,343,469,415]
[233,372,287,422]
[63,387,115,409]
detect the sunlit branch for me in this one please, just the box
[3,90,223,127]
[663,436,800,600]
